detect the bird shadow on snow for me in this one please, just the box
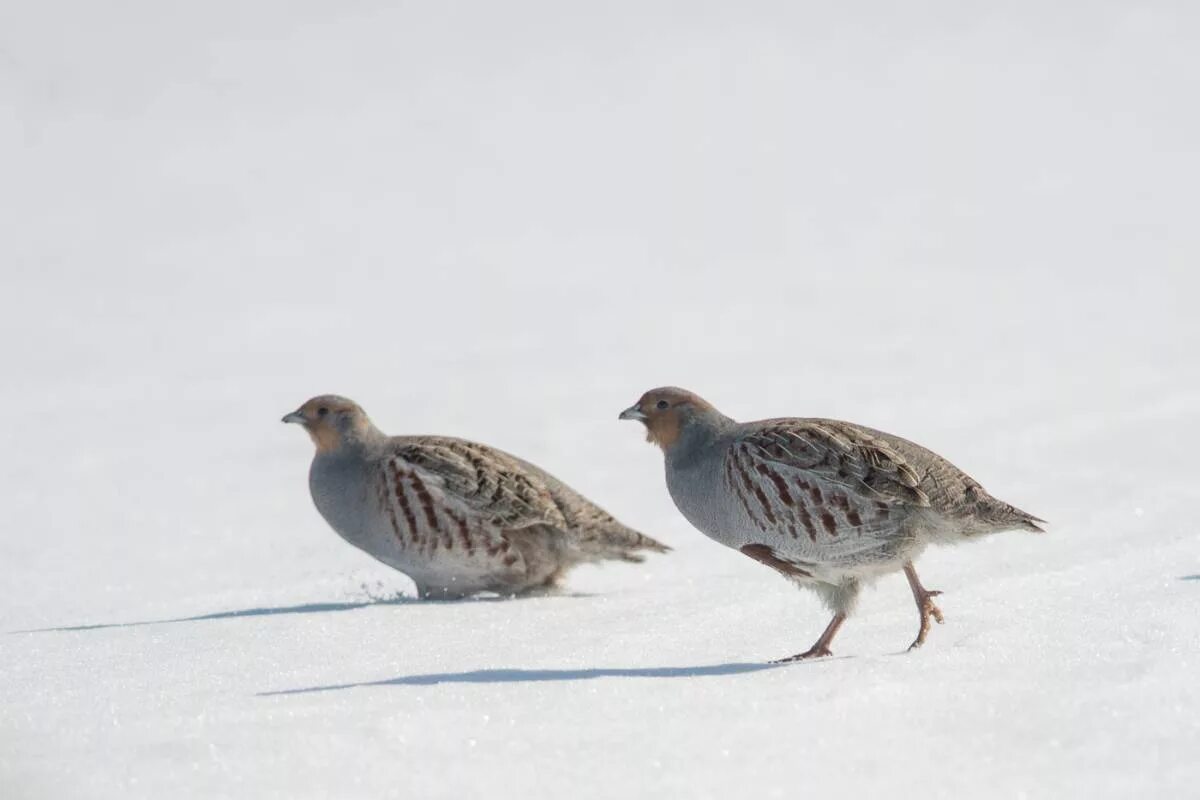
[258,661,797,696]
[7,593,549,634]
[1182,575,1200,581]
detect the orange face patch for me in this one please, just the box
[306,423,343,453]
[289,395,368,453]
[644,408,682,449]
[632,388,696,450]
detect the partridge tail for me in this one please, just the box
[575,523,671,563]
[1015,512,1047,533]
[985,498,1046,533]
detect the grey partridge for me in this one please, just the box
[285,395,668,599]
[620,387,1043,659]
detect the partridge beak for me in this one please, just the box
[281,410,306,424]
[618,405,646,422]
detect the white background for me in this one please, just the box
[2,1,1197,797]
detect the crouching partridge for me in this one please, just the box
[620,387,1043,660]
[284,395,668,599]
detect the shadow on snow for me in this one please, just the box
[259,661,788,695]
[7,595,486,634]
[10,590,593,634]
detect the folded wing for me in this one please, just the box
[726,419,931,561]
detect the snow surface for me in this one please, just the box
[3,2,1199,798]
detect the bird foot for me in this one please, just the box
[773,613,846,662]
[907,588,945,650]
[771,646,833,663]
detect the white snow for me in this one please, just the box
[2,2,1199,798]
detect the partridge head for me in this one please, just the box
[282,395,381,453]
[618,387,730,450]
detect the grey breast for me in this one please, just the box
[309,452,385,551]
[664,433,744,542]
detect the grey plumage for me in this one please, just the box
[285,395,667,599]
[620,387,1043,659]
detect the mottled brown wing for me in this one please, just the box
[743,419,930,508]
[390,437,569,531]
[724,420,930,555]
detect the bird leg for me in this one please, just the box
[903,561,944,650]
[772,613,846,663]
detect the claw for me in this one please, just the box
[772,646,833,663]
[927,597,945,625]
[908,590,945,649]
[904,562,946,651]
[773,613,845,663]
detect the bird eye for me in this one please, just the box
[656,400,669,410]
[317,407,329,417]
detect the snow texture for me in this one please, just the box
[2,2,1198,798]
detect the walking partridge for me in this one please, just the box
[619,387,1043,660]
[284,395,668,599]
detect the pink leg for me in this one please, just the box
[773,613,846,662]
[903,561,945,650]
